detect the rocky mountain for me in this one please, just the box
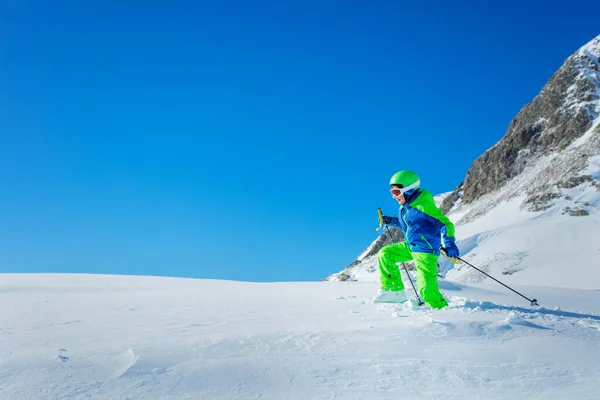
[326,34,600,287]
[442,34,600,219]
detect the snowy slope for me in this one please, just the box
[1,274,600,400]
[439,116,600,289]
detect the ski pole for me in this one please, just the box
[441,248,539,307]
[400,261,424,306]
[378,209,424,306]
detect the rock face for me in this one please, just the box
[442,35,600,213]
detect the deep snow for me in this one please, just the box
[1,274,600,399]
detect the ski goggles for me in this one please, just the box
[390,180,420,197]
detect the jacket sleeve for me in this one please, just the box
[388,217,401,227]
[411,192,456,244]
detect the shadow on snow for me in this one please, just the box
[457,299,600,322]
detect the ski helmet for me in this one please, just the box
[389,170,420,193]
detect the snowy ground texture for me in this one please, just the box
[2,274,600,399]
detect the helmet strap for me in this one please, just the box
[399,180,420,194]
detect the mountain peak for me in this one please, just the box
[442,34,600,213]
[579,34,600,57]
[568,35,600,121]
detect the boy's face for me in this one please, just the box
[390,185,406,205]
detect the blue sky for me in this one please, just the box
[1,1,598,281]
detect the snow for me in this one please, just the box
[357,240,378,262]
[571,116,600,148]
[340,260,379,282]
[433,191,452,207]
[578,35,600,61]
[585,153,600,180]
[452,196,535,240]
[443,211,600,289]
[564,35,600,119]
[2,273,600,399]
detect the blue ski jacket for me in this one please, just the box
[387,189,456,256]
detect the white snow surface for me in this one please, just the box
[2,273,600,399]
[442,203,600,289]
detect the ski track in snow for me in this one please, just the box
[2,274,600,399]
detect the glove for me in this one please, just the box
[443,241,460,258]
[382,215,393,224]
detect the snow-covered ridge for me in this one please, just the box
[565,35,600,119]
[580,35,600,56]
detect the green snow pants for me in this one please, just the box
[377,241,448,309]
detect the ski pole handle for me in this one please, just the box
[377,207,384,231]
[440,247,461,264]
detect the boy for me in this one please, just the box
[376,170,459,309]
